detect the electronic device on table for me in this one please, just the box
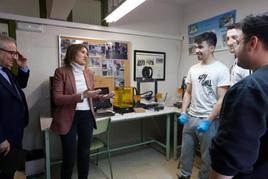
[134,77,165,111]
[95,109,115,118]
[94,87,115,117]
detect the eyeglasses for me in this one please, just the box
[0,48,18,57]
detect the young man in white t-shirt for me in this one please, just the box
[226,23,250,86]
[177,32,230,179]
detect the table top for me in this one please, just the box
[40,117,53,131]
[111,106,180,122]
[40,106,181,131]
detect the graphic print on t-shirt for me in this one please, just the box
[198,73,213,95]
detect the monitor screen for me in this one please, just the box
[93,87,112,111]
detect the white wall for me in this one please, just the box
[5,17,180,158]
[5,0,268,161]
[178,0,268,80]
[0,0,183,160]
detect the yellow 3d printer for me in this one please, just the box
[113,86,134,114]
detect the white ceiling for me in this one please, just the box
[47,0,196,21]
[153,0,197,5]
[174,0,196,4]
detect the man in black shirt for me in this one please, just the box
[210,13,268,179]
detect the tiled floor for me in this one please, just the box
[23,147,200,179]
[91,148,179,179]
[50,147,200,179]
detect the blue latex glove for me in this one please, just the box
[197,119,212,133]
[178,113,189,124]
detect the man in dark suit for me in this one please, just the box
[0,35,30,179]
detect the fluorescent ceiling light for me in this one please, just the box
[105,0,146,23]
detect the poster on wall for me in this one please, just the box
[188,10,236,55]
[134,50,166,81]
[58,35,130,88]
[0,22,9,36]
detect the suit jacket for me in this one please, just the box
[51,66,97,135]
[0,68,29,148]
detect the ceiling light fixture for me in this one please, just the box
[105,0,146,23]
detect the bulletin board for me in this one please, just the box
[58,35,131,91]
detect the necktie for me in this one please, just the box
[2,67,16,88]
[2,67,22,99]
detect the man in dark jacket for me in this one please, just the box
[0,35,30,179]
[210,13,268,179]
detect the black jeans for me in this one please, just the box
[0,171,14,179]
[60,110,94,179]
[0,148,25,179]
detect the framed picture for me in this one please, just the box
[0,21,9,37]
[134,50,166,81]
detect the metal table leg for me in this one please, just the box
[173,114,178,160]
[44,129,51,179]
[166,114,170,160]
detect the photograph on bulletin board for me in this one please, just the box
[58,35,131,89]
[188,10,236,55]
